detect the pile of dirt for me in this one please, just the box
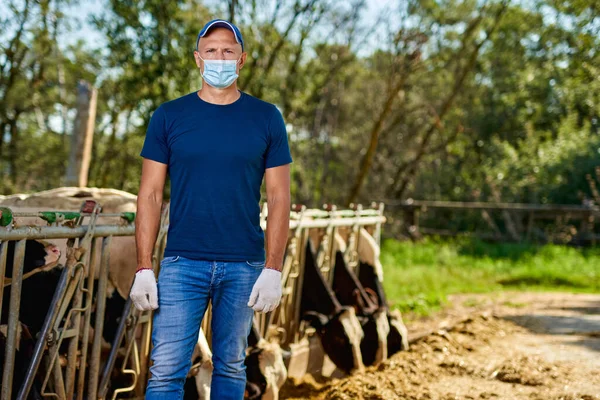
[281,312,600,400]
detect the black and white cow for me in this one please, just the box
[300,240,365,374]
[331,233,390,367]
[356,228,409,355]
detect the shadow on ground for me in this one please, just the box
[502,299,600,354]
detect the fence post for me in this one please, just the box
[1,239,26,400]
[87,236,111,400]
[404,207,421,240]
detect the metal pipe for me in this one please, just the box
[0,242,8,324]
[76,237,99,400]
[0,225,135,240]
[65,270,85,398]
[65,208,97,399]
[137,310,153,396]
[88,236,111,400]
[111,330,140,400]
[55,267,83,335]
[51,353,66,399]
[263,215,386,230]
[40,266,84,399]
[374,203,384,247]
[1,239,26,400]
[0,215,385,241]
[387,199,600,213]
[98,297,132,399]
[17,266,70,400]
[294,209,382,218]
[10,211,133,219]
[291,231,309,344]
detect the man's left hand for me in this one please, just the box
[248,268,282,313]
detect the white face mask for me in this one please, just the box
[200,57,240,89]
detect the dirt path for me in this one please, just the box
[281,292,600,400]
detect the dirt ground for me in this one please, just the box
[281,292,600,400]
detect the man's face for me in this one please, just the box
[194,28,246,75]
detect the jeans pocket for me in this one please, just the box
[245,260,265,269]
[161,256,180,266]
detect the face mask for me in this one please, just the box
[200,57,240,89]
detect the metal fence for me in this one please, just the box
[387,199,600,244]
[0,200,385,399]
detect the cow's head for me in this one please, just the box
[303,306,365,374]
[245,339,287,400]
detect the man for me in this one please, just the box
[130,19,292,399]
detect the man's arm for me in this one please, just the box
[264,164,291,271]
[135,158,168,271]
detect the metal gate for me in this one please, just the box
[0,200,386,399]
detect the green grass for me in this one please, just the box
[380,237,600,316]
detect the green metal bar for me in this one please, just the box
[0,208,13,227]
[39,211,81,224]
[120,212,136,223]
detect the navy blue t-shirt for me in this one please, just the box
[140,91,292,262]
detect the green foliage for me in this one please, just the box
[381,237,600,316]
[0,0,598,214]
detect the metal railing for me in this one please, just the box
[0,200,169,400]
[0,201,385,399]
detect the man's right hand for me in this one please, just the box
[130,269,159,311]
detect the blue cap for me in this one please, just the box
[196,19,244,51]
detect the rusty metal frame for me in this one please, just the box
[1,239,26,399]
[0,204,142,400]
[0,203,384,399]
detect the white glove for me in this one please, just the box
[130,269,159,311]
[248,269,282,313]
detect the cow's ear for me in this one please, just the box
[302,311,328,329]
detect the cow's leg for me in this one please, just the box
[209,261,262,400]
[146,257,211,399]
[245,320,288,400]
[388,309,409,353]
[358,261,409,355]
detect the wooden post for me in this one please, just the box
[526,211,534,242]
[65,81,97,187]
[404,207,421,240]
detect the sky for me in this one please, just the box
[60,0,395,52]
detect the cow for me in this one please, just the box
[244,321,287,400]
[184,322,287,400]
[0,187,139,301]
[1,188,291,396]
[300,239,365,374]
[356,228,409,355]
[184,327,214,400]
[0,238,117,347]
[0,323,43,399]
[0,238,129,398]
[0,239,64,398]
[1,239,62,337]
[330,233,390,366]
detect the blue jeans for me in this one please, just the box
[146,256,263,400]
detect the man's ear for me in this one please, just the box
[194,51,203,69]
[238,52,247,69]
